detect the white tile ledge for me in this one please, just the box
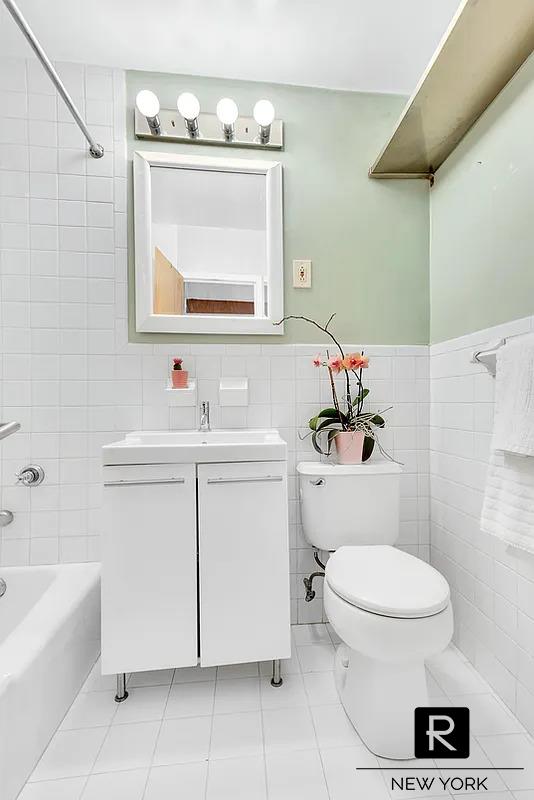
[165,380,197,407]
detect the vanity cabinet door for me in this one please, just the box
[102,463,197,674]
[198,461,291,667]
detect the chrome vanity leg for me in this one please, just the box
[114,673,128,702]
[271,659,283,687]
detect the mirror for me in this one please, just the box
[133,151,284,334]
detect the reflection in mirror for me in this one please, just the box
[134,151,283,335]
[151,167,267,318]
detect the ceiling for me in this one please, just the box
[0,0,461,95]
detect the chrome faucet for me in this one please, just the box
[199,401,211,432]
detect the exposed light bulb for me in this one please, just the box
[135,90,160,119]
[177,92,200,121]
[253,99,275,127]
[216,97,239,126]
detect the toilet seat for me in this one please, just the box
[326,545,450,619]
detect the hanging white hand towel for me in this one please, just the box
[491,334,534,455]
[481,335,534,554]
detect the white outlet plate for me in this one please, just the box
[293,259,312,288]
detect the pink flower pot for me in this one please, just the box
[171,370,189,388]
[334,431,365,464]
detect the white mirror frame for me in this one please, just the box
[133,150,284,335]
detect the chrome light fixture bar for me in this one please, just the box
[134,94,283,150]
[2,0,104,158]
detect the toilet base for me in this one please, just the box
[335,644,429,760]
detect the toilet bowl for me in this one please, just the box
[324,546,453,759]
[297,462,453,760]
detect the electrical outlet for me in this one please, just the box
[293,259,312,288]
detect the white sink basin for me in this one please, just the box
[103,428,287,465]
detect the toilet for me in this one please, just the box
[297,461,453,760]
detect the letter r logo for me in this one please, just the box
[427,715,456,751]
[414,707,470,759]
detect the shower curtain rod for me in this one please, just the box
[2,0,104,158]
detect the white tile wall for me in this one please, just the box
[0,58,430,625]
[430,315,534,736]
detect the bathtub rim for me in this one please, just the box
[0,563,100,682]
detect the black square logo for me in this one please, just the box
[414,707,470,758]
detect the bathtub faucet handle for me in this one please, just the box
[16,464,45,486]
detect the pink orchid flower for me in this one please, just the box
[312,354,323,367]
[328,355,344,374]
[343,353,369,370]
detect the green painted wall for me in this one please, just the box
[126,71,430,344]
[430,54,534,343]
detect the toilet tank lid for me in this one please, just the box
[297,461,402,476]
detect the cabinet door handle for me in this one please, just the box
[104,477,186,487]
[206,475,283,485]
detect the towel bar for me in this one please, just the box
[471,338,506,377]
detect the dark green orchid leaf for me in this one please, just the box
[352,388,369,404]
[317,408,341,418]
[362,436,375,462]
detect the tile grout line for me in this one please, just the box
[258,664,269,800]
[305,626,337,800]
[137,667,176,800]
[203,667,219,800]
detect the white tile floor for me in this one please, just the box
[19,624,534,800]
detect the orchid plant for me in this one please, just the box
[275,313,394,461]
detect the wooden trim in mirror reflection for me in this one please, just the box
[186,299,255,316]
[153,247,184,315]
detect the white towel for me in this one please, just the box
[492,335,534,456]
[481,335,534,554]
[481,450,534,554]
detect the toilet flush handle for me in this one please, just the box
[310,478,325,486]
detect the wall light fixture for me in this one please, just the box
[177,92,201,137]
[135,90,161,136]
[253,99,275,145]
[134,90,283,150]
[216,97,239,141]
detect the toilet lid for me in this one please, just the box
[325,546,450,619]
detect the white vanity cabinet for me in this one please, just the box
[101,463,197,674]
[101,429,290,678]
[198,462,290,667]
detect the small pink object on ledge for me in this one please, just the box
[171,358,189,388]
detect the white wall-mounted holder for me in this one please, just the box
[165,380,197,406]
[219,378,249,407]
[471,338,506,377]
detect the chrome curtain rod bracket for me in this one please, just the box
[2,0,104,159]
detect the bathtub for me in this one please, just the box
[0,563,101,800]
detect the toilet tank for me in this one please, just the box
[297,462,402,551]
